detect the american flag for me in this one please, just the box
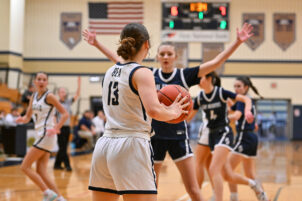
[88,2,143,34]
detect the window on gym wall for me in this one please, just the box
[255,99,291,141]
[188,99,292,141]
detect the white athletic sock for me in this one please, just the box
[43,189,52,195]
[248,179,256,187]
[230,192,238,201]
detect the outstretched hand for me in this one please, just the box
[82,29,97,46]
[236,23,254,43]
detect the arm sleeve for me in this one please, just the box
[222,88,237,100]
[183,66,200,87]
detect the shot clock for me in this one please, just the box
[161,1,230,42]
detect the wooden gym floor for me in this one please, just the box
[0,141,301,201]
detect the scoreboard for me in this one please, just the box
[161,1,230,42]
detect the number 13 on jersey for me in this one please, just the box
[107,81,119,105]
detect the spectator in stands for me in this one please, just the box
[21,83,34,108]
[92,110,106,139]
[54,77,81,171]
[0,110,5,125]
[78,110,96,150]
[5,107,19,126]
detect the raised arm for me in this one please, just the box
[73,76,81,101]
[198,23,254,77]
[133,68,188,121]
[82,29,121,63]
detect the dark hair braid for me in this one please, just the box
[237,76,263,99]
[206,71,221,87]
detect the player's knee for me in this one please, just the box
[187,186,201,198]
[209,165,220,177]
[20,163,28,173]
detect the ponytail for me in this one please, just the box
[206,71,221,87]
[236,76,263,99]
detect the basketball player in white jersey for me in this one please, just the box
[16,72,69,201]
[88,23,188,201]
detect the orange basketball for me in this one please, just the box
[157,85,193,124]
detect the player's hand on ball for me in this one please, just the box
[169,94,189,117]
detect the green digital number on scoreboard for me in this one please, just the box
[161,1,230,42]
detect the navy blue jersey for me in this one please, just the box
[151,66,200,140]
[193,87,237,129]
[231,99,256,131]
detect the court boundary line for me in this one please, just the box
[273,186,284,201]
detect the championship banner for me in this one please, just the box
[273,13,295,51]
[60,13,82,49]
[242,13,264,51]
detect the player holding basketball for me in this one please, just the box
[227,76,268,201]
[88,23,188,201]
[16,72,69,201]
[189,72,267,201]
[83,23,253,201]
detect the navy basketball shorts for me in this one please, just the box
[232,131,258,157]
[151,138,193,163]
[209,126,234,152]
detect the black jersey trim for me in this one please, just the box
[44,107,54,129]
[34,128,47,146]
[118,190,157,195]
[36,90,48,102]
[44,92,53,106]
[116,61,137,66]
[88,186,119,194]
[33,145,52,153]
[88,186,157,195]
[149,142,157,189]
[128,66,149,95]
[139,97,147,121]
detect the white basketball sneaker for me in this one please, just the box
[43,189,57,201]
